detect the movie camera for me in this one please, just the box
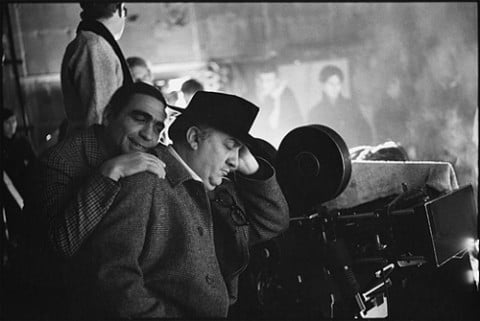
[243,125,478,319]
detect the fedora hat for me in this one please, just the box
[174,91,259,147]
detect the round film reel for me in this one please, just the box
[276,125,352,216]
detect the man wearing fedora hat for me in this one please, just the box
[68,91,289,318]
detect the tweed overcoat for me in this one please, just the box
[69,145,289,318]
[61,28,124,135]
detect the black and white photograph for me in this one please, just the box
[1,2,478,320]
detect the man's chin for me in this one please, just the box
[204,179,223,191]
[203,182,216,191]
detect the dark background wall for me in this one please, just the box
[2,2,478,187]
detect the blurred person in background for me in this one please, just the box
[2,109,35,198]
[1,108,36,318]
[308,65,372,149]
[181,78,204,106]
[61,2,133,139]
[157,79,205,146]
[1,109,36,260]
[252,62,303,148]
[412,38,476,187]
[127,56,154,85]
[159,79,204,146]
[373,71,414,147]
[202,60,223,92]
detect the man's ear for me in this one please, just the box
[185,126,201,150]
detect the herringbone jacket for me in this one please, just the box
[69,145,289,318]
[22,125,121,287]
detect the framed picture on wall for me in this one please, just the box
[277,58,350,121]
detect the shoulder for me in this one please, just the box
[121,171,167,192]
[66,31,115,59]
[122,171,159,185]
[76,30,109,48]
[117,171,166,204]
[40,127,96,166]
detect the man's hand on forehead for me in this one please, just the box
[237,145,259,175]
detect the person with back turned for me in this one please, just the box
[61,2,133,138]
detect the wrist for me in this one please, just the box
[240,157,272,180]
[239,162,259,176]
[100,161,121,181]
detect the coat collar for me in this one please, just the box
[77,20,133,86]
[152,144,200,188]
[168,146,203,183]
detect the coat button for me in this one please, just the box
[197,226,204,236]
[205,275,214,285]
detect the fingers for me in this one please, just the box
[135,153,166,179]
[108,152,167,179]
[237,146,259,175]
[238,146,253,165]
[146,162,166,179]
[143,155,166,179]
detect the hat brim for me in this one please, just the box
[235,132,257,151]
[166,104,185,113]
[173,112,257,150]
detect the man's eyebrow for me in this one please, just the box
[130,110,153,121]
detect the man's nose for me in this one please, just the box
[139,122,155,141]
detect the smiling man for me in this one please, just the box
[68,91,289,318]
[20,83,175,319]
[28,82,172,257]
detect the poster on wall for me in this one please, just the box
[278,58,350,122]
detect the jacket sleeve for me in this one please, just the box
[236,158,290,245]
[89,172,183,318]
[70,35,123,126]
[36,155,121,258]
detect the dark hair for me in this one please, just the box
[79,2,121,20]
[168,114,217,145]
[181,79,204,95]
[168,115,196,144]
[319,65,344,83]
[126,56,149,70]
[103,82,167,120]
